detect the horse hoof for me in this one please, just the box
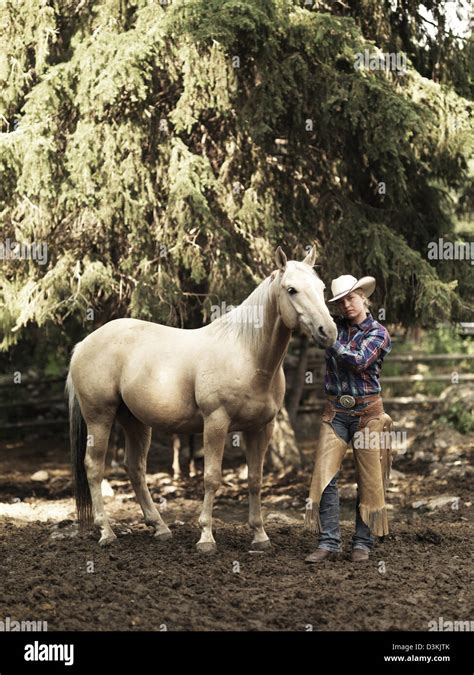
[99,533,117,547]
[196,541,217,554]
[250,539,272,551]
[154,529,173,541]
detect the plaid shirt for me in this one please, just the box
[324,313,392,397]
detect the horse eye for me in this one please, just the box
[287,287,297,295]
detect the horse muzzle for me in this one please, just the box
[311,324,337,349]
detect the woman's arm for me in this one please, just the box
[327,328,391,372]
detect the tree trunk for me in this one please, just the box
[266,404,304,472]
[287,334,310,428]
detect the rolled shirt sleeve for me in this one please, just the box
[328,330,391,373]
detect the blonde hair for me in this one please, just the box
[353,288,371,310]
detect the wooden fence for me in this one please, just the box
[284,344,474,422]
[0,349,473,433]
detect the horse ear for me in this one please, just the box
[302,246,318,267]
[275,246,287,271]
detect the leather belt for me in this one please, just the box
[327,393,381,409]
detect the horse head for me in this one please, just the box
[273,246,337,349]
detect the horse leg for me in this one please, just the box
[84,419,116,547]
[243,420,274,550]
[171,433,181,479]
[119,408,172,540]
[110,424,124,467]
[196,411,229,553]
[189,434,196,477]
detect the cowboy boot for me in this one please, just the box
[351,548,369,562]
[305,548,340,564]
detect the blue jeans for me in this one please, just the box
[318,404,375,552]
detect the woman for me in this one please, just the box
[304,274,393,563]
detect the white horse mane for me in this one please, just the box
[211,262,318,350]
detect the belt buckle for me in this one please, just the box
[339,395,356,409]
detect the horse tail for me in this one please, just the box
[66,359,93,527]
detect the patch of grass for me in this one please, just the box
[438,403,474,435]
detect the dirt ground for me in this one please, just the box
[0,403,472,632]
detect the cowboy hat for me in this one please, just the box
[328,274,376,303]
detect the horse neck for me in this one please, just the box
[218,275,292,379]
[255,282,291,376]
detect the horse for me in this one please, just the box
[66,246,337,551]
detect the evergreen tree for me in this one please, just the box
[0,0,472,360]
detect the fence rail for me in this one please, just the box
[301,374,474,389]
[0,376,66,389]
[286,352,474,366]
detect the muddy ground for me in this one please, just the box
[0,403,472,631]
